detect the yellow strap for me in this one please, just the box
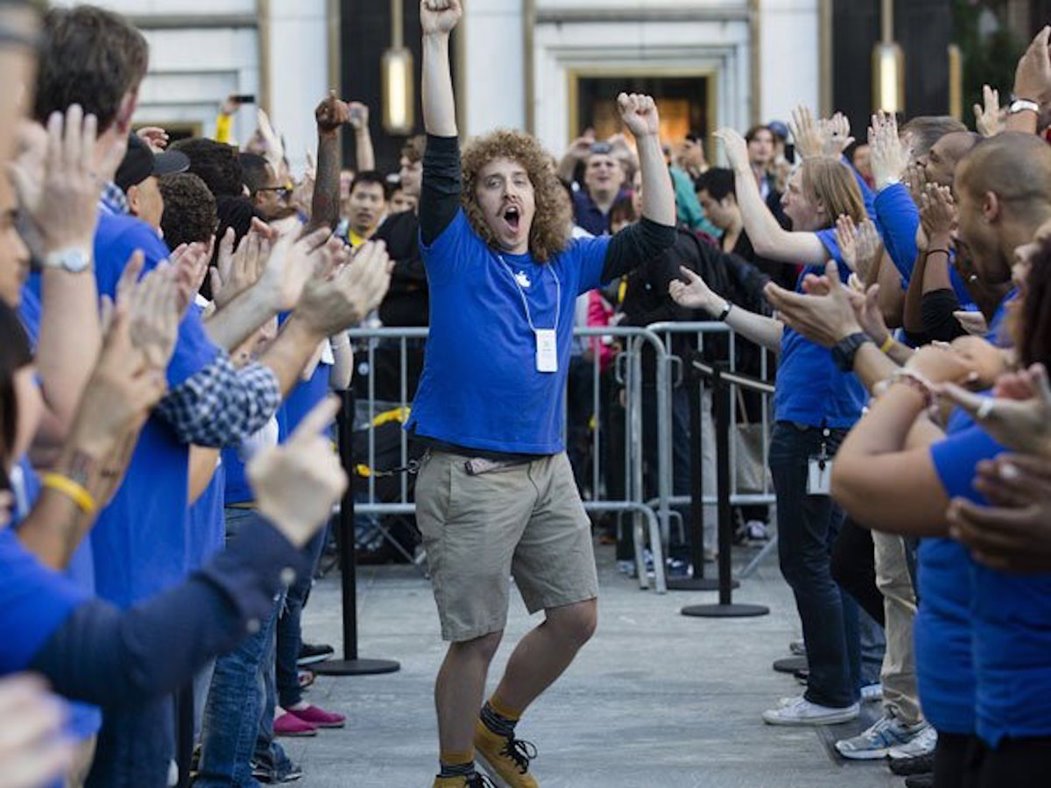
[880,335,895,354]
[41,473,96,514]
[215,113,232,143]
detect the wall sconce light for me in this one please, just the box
[382,47,414,135]
[871,0,904,114]
[382,0,414,135]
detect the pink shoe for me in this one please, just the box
[287,704,346,729]
[273,711,318,737]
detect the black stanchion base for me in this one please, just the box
[681,603,769,618]
[772,656,808,674]
[313,658,401,676]
[666,576,739,592]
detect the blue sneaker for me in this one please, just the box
[835,714,930,760]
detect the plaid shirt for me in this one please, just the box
[156,351,281,448]
[99,181,130,216]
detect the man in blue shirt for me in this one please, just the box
[414,3,676,787]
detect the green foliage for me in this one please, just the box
[953,0,1025,128]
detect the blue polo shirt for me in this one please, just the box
[408,208,611,454]
[931,418,1051,746]
[89,213,220,606]
[773,263,867,428]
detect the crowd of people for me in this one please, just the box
[3,0,1051,787]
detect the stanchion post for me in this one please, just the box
[682,362,769,619]
[668,351,726,592]
[314,387,400,676]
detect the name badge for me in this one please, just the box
[807,456,832,496]
[535,329,558,373]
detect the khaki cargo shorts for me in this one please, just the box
[414,450,599,642]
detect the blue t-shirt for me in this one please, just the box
[16,284,101,740]
[930,417,1051,746]
[408,209,611,454]
[280,359,332,436]
[88,213,220,607]
[0,528,88,674]
[773,264,867,428]
[913,405,979,735]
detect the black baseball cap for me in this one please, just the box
[115,133,190,193]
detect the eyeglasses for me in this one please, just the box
[256,185,292,199]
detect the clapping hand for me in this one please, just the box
[947,452,1051,572]
[73,252,173,459]
[868,111,909,191]
[210,226,264,309]
[669,266,721,314]
[788,105,823,159]
[764,260,863,348]
[0,675,75,788]
[973,85,1005,138]
[936,363,1051,458]
[136,126,170,152]
[714,128,749,172]
[919,183,957,239]
[295,239,392,336]
[11,106,124,255]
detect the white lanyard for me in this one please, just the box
[495,254,561,333]
[495,254,561,372]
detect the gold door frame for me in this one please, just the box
[566,66,719,162]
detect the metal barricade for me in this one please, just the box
[345,322,777,595]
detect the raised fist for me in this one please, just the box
[617,93,659,139]
[420,0,462,36]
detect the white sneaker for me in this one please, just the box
[835,714,930,760]
[762,696,860,726]
[888,724,938,759]
[860,682,884,703]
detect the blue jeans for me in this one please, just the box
[195,508,285,787]
[86,696,173,787]
[769,422,860,708]
[275,525,327,709]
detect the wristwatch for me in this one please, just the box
[1009,98,1040,115]
[42,247,92,273]
[831,332,873,373]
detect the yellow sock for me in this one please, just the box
[487,694,522,723]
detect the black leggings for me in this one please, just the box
[934,732,977,788]
[966,734,1051,788]
[829,518,885,627]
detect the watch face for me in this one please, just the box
[54,248,91,272]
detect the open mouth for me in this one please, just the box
[503,206,521,233]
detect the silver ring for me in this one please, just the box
[976,398,995,421]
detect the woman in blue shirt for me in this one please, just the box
[671,127,868,726]
[830,232,1051,787]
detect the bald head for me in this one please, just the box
[957,133,1051,215]
[955,132,1051,284]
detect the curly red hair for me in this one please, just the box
[460,129,571,262]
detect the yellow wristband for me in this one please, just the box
[879,335,895,354]
[41,473,96,514]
